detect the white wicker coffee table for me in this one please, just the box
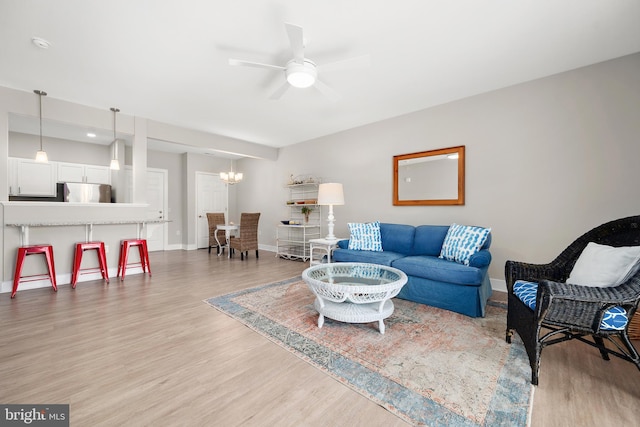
[302,262,408,334]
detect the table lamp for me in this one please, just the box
[317,183,345,241]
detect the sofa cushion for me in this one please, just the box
[439,223,491,266]
[392,255,484,286]
[348,221,383,251]
[332,248,405,266]
[380,223,416,255]
[413,225,450,256]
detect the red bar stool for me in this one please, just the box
[12,244,57,298]
[71,241,110,288]
[117,239,151,281]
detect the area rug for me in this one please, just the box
[205,277,533,426]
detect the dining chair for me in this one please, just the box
[206,212,226,254]
[229,212,261,260]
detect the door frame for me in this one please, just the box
[147,167,168,251]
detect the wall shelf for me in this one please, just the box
[277,182,322,261]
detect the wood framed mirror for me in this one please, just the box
[393,145,465,206]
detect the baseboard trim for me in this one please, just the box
[491,277,507,293]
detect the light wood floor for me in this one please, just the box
[1,249,639,426]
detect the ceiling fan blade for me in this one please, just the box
[269,81,290,100]
[318,54,371,73]
[285,23,305,63]
[314,79,340,102]
[229,58,285,71]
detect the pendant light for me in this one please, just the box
[34,90,48,163]
[220,160,243,185]
[109,107,120,170]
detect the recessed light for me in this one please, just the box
[31,37,51,49]
[87,132,96,138]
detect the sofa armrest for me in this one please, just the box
[469,249,491,269]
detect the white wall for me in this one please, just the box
[238,52,640,282]
[147,150,184,246]
[9,132,111,165]
[146,150,242,248]
[182,153,240,249]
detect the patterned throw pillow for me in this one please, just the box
[439,223,491,266]
[513,280,628,331]
[348,221,383,252]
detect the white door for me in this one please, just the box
[146,168,167,251]
[196,172,227,249]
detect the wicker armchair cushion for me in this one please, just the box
[439,223,491,266]
[567,242,640,287]
[513,280,629,331]
[348,221,383,252]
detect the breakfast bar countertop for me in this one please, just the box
[4,219,169,246]
[4,219,168,227]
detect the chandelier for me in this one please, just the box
[220,161,243,185]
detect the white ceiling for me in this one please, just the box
[1,0,639,153]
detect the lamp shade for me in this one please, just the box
[317,183,344,205]
[35,150,49,163]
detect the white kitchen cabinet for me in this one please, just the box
[8,157,18,196]
[57,163,84,182]
[84,165,111,184]
[8,158,112,197]
[57,162,111,184]
[14,158,56,196]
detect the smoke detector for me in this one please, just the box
[31,37,51,49]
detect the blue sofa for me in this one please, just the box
[332,223,492,317]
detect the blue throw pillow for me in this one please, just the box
[439,223,491,266]
[348,221,383,252]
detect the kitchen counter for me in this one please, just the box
[5,218,168,246]
[0,201,165,291]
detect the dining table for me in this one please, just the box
[215,224,239,257]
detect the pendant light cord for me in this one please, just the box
[34,90,47,151]
[111,107,120,160]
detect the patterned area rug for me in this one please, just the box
[205,277,533,426]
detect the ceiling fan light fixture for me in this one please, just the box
[286,60,317,88]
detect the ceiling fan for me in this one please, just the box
[229,23,369,100]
